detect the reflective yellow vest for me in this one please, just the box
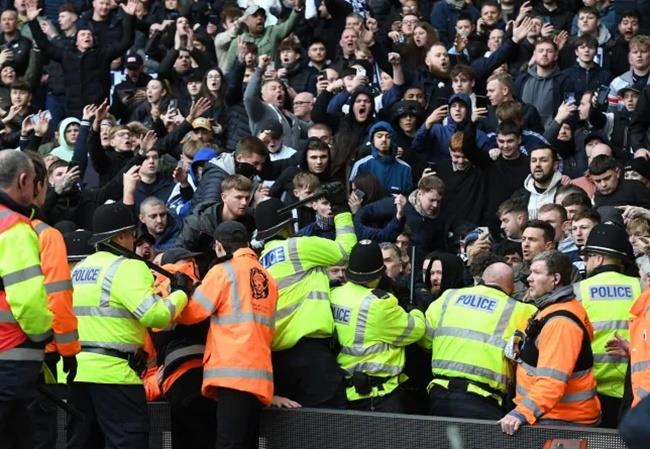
[574,270,641,398]
[71,251,187,384]
[260,212,356,351]
[330,282,425,401]
[420,285,536,403]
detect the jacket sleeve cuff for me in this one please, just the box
[508,410,527,424]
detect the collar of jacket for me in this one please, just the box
[534,284,574,309]
[587,264,623,278]
[0,190,34,218]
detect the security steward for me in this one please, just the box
[68,202,192,449]
[330,240,425,412]
[420,261,536,419]
[500,250,601,435]
[150,247,213,449]
[618,256,650,449]
[256,188,357,408]
[0,151,52,449]
[27,152,80,449]
[573,223,641,428]
[177,221,278,449]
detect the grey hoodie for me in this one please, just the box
[523,170,563,219]
[521,65,563,129]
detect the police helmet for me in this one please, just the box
[582,223,634,262]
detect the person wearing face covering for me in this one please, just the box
[420,259,536,420]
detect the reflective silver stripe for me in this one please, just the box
[494,298,515,338]
[631,360,650,374]
[393,314,416,346]
[274,302,300,321]
[639,386,649,399]
[99,257,126,307]
[433,327,505,350]
[0,347,45,361]
[516,383,528,396]
[0,311,16,323]
[203,367,273,381]
[425,321,435,339]
[2,264,43,287]
[593,353,627,364]
[431,359,508,385]
[334,242,348,266]
[163,298,176,318]
[572,368,592,378]
[354,294,375,346]
[33,221,50,235]
[192,288,215,314]
[212,312,274,328]
[306,291,329,300]
[54,329,79,344]
[339,342,391,356]
[533,367,569,382]
[436,289,457,325]
[163,344,205,367]
[224,260,240,312]
[44,279,73,294]
[276,268,325,290]
[73,306,134,319]
[81,341,140,352]
[133,294,161,319]
[344,362,403,376]
[287,239,303,273]
[560,389,596,403]
[592,320,628,331]
[337,226,355,235]
[28,330,53,342]
[520,396,543,418]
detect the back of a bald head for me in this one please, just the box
[590,143,612,160]
[481,262,515,295]
[0,151,33,189]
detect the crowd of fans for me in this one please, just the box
[2,0,650,440]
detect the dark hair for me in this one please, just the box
[220,5,242,22]
[496,121,522,137]
[47,159,68,178]
[560,192,591,209]
[539,203,568,222]
[532,250,573,286]
[589,155,620,176]
[497,197,528,218]
[572,209,600,224]
[535,37,558,51]
[236,136,268,158]
[450,64,476,82]
[495,240,522,258]
[523,219,555,243]
[25,151,46,185]
[470,252,505,278]
[457,12,473,23]
[555,183,587,201]
[578,6,600,18]
[575,34,598,50]
[59,3,79,14]
[481,1,500,11]
[10,79,31,93]
[352,172,389,206]
[200,67,226,107]
[529,144,558,161]
[619,10,642,26]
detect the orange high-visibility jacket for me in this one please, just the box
[513,294,601,425]
[630,288,650,407]
[153,260,204,394]
[178,248,278,405]
[31,220,80,357]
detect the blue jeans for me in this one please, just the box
[45,93,66,135]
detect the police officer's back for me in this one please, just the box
[420,261,536,419]
[330,241,425,412]
[573,223,641,428]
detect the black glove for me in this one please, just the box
[62,355,77,384]
[323,182,349,214]
[170,272,194,296]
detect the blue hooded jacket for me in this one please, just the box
[411,92,491,162]
[349,121,413,195]
[167,148,219,219]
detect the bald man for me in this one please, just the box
[571,143,613,198]
[420,260,537,419]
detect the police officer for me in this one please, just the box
[256,188,357,408]
[0,151,52,449]
[68,202,191,449]
[421,260,536,419]
[330,241,425,412]
[573,223,641,428]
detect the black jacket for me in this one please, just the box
[28,14,135,118]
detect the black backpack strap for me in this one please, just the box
[539,309,593,372]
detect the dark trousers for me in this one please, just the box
[429,386,504,420]
[66,383,149,449]
[28,387,58,449]
[272,338,347,408]
[0,398,34,449]
[597,393,622,428]
[216,388,261,449]
[166,368,217,449]
[619,395,650,449]
[348,385,412,413]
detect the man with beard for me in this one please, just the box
[514,38,575,129]
[245,54,311,151]
[520,145,564,220]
